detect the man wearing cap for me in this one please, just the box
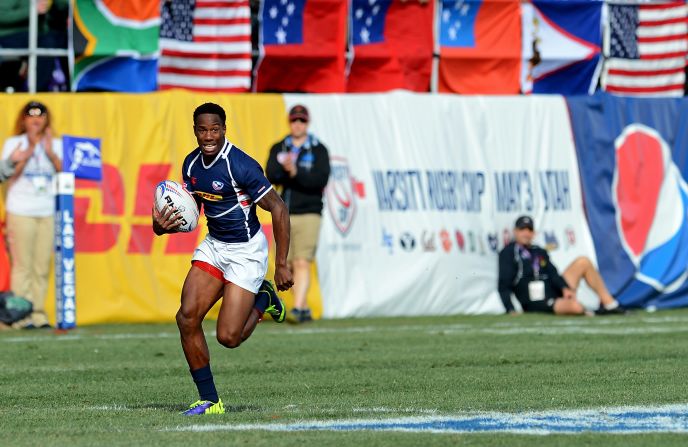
[266,105,330,324]
[498,215,626,316]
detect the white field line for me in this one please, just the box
[164,403,688,434]
[3,314,688,343]
[86,404,131,411]
[435,326,688,336]
[352,407,439,414]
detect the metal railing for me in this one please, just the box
[0,0,71,93]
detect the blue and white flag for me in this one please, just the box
[62,135,102,181]
[521,0,603,95]
[568,93,688,310]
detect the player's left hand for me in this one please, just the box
[274,265,294,291]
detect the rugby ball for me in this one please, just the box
[154,180,199,232]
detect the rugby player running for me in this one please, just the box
[152,103,293,415]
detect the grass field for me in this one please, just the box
[3,308,688,446]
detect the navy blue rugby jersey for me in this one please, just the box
[182,139,272,243]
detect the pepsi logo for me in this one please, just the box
[613,124,688,292]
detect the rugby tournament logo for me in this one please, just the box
[325,156,365,236]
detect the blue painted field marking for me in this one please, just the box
[171,404,688,434]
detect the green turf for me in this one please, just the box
[2,309,688,446]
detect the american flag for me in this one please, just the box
[602,1,688,97]
[158,0,252,92]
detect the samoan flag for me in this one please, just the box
[348,0,434,92]
[521,0,603,95]
[568,93,688,310]
[256,0,347,92]
[438,0,521,94]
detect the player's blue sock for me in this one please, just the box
[190,364,219,403]
[254,289,269,314]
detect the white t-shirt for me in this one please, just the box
[1,134,63,217]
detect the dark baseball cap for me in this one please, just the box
[24,101,47,116]
[515,215,534,230]
[288,104,309,122]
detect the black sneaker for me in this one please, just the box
[595,305,628,315]
[286,308,302,324]
[300,308,313,322]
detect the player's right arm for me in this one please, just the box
[257,189,293,292]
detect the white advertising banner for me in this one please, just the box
[284,93,598,317]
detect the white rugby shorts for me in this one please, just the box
[191,231,268,293]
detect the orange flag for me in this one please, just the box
[438,0,522,94]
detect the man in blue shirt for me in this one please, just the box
[152,103,293,415]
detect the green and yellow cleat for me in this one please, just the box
[181,399,225,415]
[259,280,286,323]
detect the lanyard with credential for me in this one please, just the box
[520,245,540,279]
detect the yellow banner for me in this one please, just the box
[0,91,323,325]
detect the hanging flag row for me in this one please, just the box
[73,0,252,92]
[71,0,688,97]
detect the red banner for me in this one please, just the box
[255,0,347,93]
[347,1,434,93]
[438,0,521,94]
